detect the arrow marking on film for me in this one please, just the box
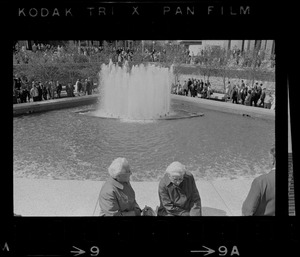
[191,245,215,256]
[71,246,85,256]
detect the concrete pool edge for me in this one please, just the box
[14,177,254,217]
[171,94,275,121]
[13,94,99,116]
[13,94,275,120]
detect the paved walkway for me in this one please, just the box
[14,177,254,216]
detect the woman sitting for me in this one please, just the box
[99,157,142,216]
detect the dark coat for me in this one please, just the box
[242,169,275,216]
[158,171,202,216]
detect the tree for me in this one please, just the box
[215,48,235,93]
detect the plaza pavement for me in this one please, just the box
[13,177,254,216]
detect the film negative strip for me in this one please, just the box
[4,0,298,256]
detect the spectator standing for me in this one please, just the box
[30,81,39,102]
[250,88,257,106]
[19,83,28,103]
[207,83,212,99]
[231,85,238,104]
[199,79,204,93]
[56,81,62,98]
[226,81,231,100]
[244,90,252,106]
[196,80,202,97]
[66,83,70,97]
[256,83,262,104]
[190,81,195,97]
[241,80,245,88]
[26,82,32,102]
[38,82,43,101]
[202,83,208,98]
[183,80,188,96]
[240,84,247,105]
[258,87,266,107]
[264,91,273,109]
[42,83,48,100]
[86,78,93,95]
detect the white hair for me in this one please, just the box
[108,157,130,179]
[165,161,186,176]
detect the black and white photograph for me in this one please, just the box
[13,40,276,217]
[4,0,297,256]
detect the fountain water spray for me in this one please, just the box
[96,60,174,120]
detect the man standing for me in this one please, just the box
[42,83,48,100]
[231,85,238,104]
[56,81,62,98]
[157,161,202,216]
[242,146,275,216]
[259,87,266,107]
[240,84,247,105]
[187,78,192,96]
[86,78,92,95]
[38,82,43,101]
[183,80,188,96]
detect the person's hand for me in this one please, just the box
[181,211,190,216]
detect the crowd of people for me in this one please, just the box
[13,41,186,66]
[172,77,275,109]
[97,145,275,216]
[172,78,214,98]
[13,75,96,104]
[225,80,275,109]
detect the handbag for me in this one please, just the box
[142,205,156,216]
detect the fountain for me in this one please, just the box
[81,60,203,121]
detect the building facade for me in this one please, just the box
[178,40,275,59]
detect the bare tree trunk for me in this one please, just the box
[223,70,226,93]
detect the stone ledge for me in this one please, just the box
[13,95,99,116]
[13,177,254,216]
[172,94,275,121]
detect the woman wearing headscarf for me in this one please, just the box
[99,157,142,216]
